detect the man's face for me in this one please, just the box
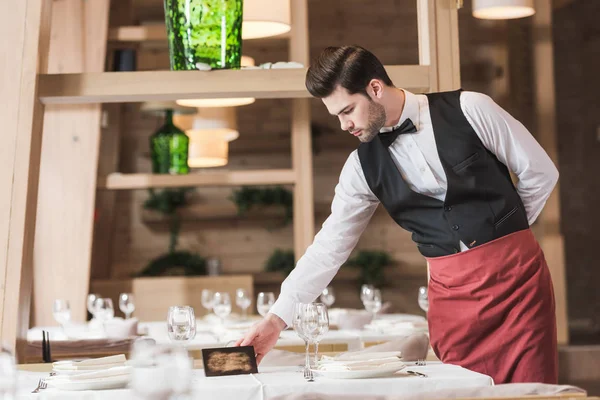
[322,85,386,143]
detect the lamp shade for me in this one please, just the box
[243,0,291,39]
[472,0,535,20]
[175,56,256,108]
[175,108,239,168]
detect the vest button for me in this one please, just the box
[444,205,452,211]
[452,224,459,231]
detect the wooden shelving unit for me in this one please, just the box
[38,66,430,105]
[97,169,297,190]
[108,24,290,42]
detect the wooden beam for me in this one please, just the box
[37,66,431,104]
[431,0,461,91]
[0,0,52,356]
[32,0,110,326]
[290,0,314,260]
[97,169,297,190]
[533,0,569,345]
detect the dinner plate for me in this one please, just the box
[311,363,406,379]
[48,374,130,391]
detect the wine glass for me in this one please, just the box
[94,298,115,322]
[119,293,135,319]
[312,303,330,365]
[52,299,71,328]
[362,288,382,319]
[319,286,335,307]
[167,306,196,343]
[212,292,232,325]
[256,292,275,317]
[360,284,375,303]
[292,303,319,381]
[201,289,214,316]
[87,293,98,319]
[418,286,429,312]
[235,289,252,321]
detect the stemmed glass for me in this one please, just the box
[52,299,71,330]
[312,303,330,366]
[256,292,275,317]
[94,298,115,323]
[87,293,98,319]
[319,287,335,307]
[362,288,382,320]
[119,293,135,319]
[212,292,232,325]
[292,303,319,382]
[360,284,375,304]
[235,289,252,321]
[201,289,214,316]
[167,306,197,344]
[418,286,429,312]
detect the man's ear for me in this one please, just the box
[368,79,384,100]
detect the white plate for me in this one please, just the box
[48,375,130,391]
[312,363,406,379]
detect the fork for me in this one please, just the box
[31,379,47,393]
[303,367,314,382]
[416,359,427,366]
[406,370,428,378]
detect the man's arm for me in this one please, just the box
[461,91,559,225]
[269,150,380,326]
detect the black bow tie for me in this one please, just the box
[378,118,417,147]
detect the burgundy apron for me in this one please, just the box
[426,228,558,384]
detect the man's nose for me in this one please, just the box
[340,117,353,132]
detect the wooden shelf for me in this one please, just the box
[97,169,296,190]
[108,24,290,42]
[37,66,431,105]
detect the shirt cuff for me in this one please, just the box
[269,295,296,328]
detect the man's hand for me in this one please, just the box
[234,313,286,364]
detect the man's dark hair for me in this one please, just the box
[305,46,394,99]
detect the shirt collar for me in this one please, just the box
[379,89,419,133]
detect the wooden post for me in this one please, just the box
[0,0,52,356]
[289,0,315,260]
[32,0,111,325]
[532,0,569,345]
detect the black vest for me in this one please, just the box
[357,89,529,258]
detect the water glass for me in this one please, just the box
[201,289,214,315]
[212,292,232,325]
[94,298,115,322]
[319,286,335,307]
[235,288,252,320]
[256,292,275,317]
[130,339,193,400]
[418,286,429,312]
[167,306,196,343]
[362,288,382,318]
[119,293,135,319]
[360,284,375,303]
[52,299,71,326]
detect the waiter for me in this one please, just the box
[236,46,559,384]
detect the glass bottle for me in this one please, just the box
[164,0,243,70]
[150,109,189,175]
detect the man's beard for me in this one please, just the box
[358,100,387,143]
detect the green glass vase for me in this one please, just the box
[150,110,190,175]
[164,0,243,70]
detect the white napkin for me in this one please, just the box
[321,351,402,363]
[52,354,127,371]
[48,366,132,382]
[318,359,405,372]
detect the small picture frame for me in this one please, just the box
[201,346,258,377]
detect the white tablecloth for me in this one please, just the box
[16,363,493,400]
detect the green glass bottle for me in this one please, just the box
[150,109,189,175]
[164,0,243,71]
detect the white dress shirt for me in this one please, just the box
[270,90,559,326]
